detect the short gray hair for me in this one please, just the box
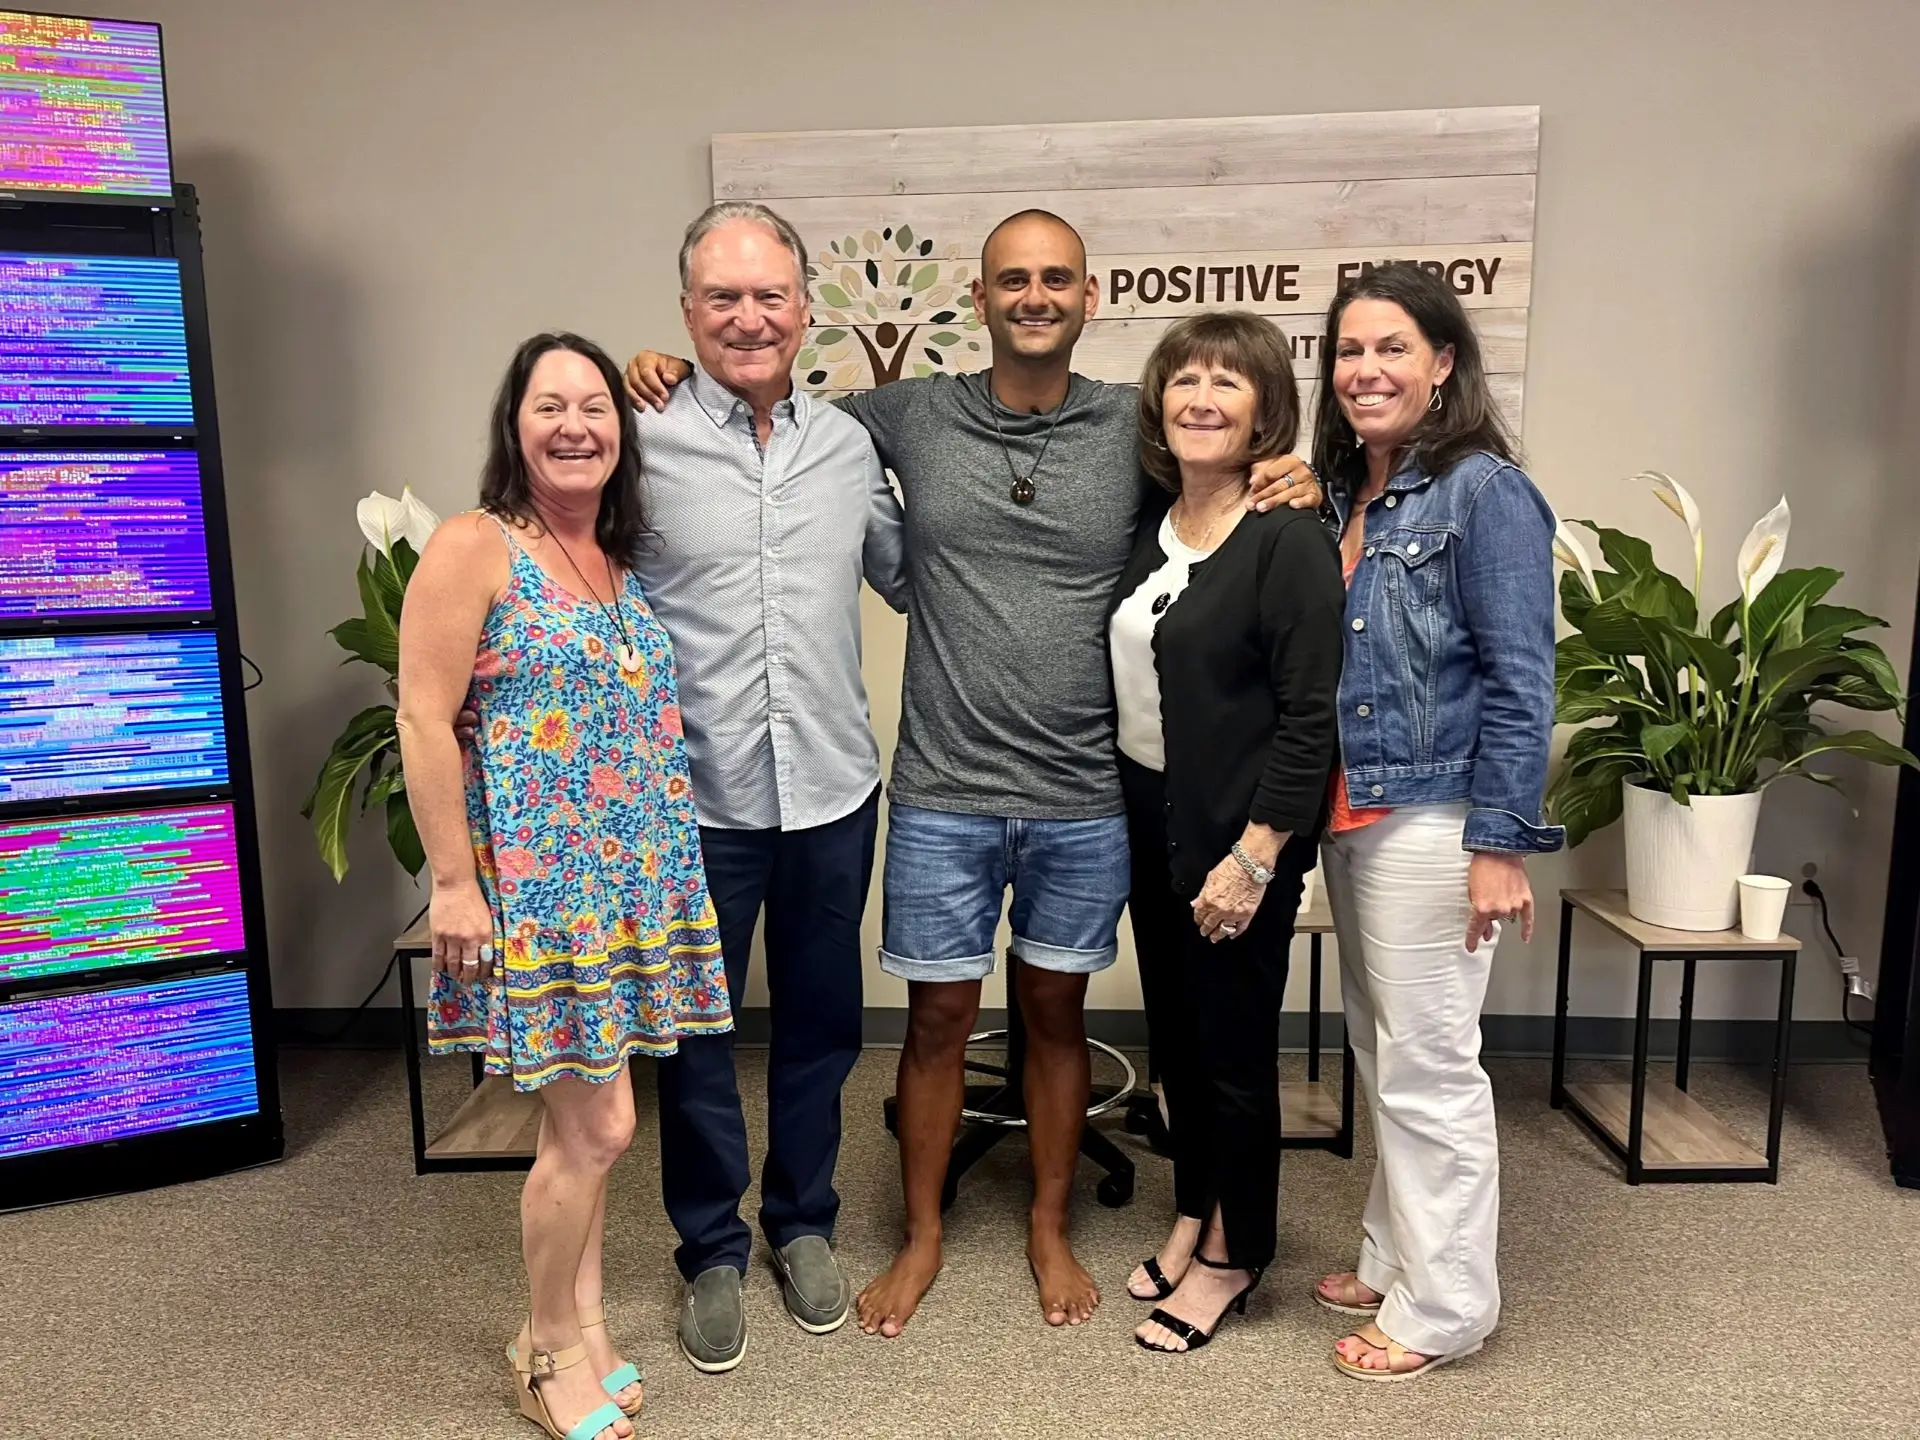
[678,202,809,293]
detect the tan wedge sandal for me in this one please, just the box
[577,1304,644,1418]
[507,1322,629,1440]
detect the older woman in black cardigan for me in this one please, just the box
[1109,311,1344,1353]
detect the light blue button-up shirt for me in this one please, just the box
[632,366,908,831]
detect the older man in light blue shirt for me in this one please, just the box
[636,201,906,1373]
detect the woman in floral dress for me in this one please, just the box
[397,333,730,1440]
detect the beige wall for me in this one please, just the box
[113,0,1920,1021]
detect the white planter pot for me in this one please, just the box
[1621,783,1764,931]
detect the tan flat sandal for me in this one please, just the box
[1332,1324,1483,1383]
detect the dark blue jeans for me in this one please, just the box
[655,788,877,1280]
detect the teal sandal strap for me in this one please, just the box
[601,1362,642,1394]
[565,1399,627,1440]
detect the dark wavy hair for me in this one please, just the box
[478,332,648,564]
[1136,311,1300,494]
[1309,261,1518,488]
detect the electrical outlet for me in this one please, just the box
[1801,861,1820,880]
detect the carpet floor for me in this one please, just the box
[2,1046,1916,1439]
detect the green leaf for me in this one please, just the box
[1758,645,1855,701]
[795,347,818,370]
[1780,729,1920,773]
[928,331,960,346]
[1743,567,1840,650]
[1574,520,1658,580]
[1557,690,1632,723]
[365,547,405,622]
[1669,777,1693,806]
[355,558,401,671]
[1668,630,1740,694]
[1708,596,1740,644]
[1641,721,1693,766]
[1838,640,1903,702]
[390,537,420,585]
[1799,603,1887,650]
[912,263,939,291]
[301,705,398,881]
[818,283,852,308]
[896,223,915,251]
[1558,567,1597,628]
[386,793,426,878]
[1809,672,1901,712]
[1546,764,1629,849]
[327,617,393,671]
[364,759,406,809]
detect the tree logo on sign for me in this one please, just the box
[798,224,985,390]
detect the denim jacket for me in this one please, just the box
[1329,449,1565,854]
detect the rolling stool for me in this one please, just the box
[882,953,1140,1210]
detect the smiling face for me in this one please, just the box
[1162,358,1257,478]
[517,348,620,504]
[681,218,808,404]
[971,213,1097,367]
[1333,297,1455,451]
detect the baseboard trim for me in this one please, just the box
[274,1007,1868,1064]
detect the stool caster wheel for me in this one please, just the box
[1096,1172,1133,1208]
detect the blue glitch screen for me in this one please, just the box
[0,970,259,1160]
[0,252,192,427]
[0,629,228,803]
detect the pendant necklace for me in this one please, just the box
[988,370,1067,506]
[1155,487,1247,614]
[544,525,645,675]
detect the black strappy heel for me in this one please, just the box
[1135,1255,1264,1353]
[1128,1256,1177,1302]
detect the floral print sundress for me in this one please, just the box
[427,514,732,1089]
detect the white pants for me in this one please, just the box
[1322,804,1500,1356]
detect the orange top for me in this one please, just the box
[1329,547,1390,835]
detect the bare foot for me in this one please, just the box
[1028,1224,1099,1327]
[857,1238,942,1338]
[578,1323,642,1413]
[1128,1214,1202,1300]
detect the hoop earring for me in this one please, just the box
[1428,388,1444,413]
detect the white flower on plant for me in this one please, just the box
[1639,471,1704,605]
[355,486,441,555]
[1552,517,1602,600]
[1737,496,1790,602]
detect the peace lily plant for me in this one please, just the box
[301,487,441,881]
[1546,471,1916,851]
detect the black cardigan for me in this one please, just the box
[1110,502,1345,896]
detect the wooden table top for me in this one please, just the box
[1562,888,1800,953]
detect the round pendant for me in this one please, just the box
[1151,593,1172,615]
[1010,477,1036,506]
[615,643,644,675]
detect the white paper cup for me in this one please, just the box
[1737,874,1791,941]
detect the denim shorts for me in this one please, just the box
[878,803,1132,982]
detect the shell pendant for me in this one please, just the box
[615,643,644,675]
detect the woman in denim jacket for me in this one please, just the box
[1305,262,1563,1381]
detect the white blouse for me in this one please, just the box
[1110,510,1212,772]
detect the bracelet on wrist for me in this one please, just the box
[1230,841,1275,886]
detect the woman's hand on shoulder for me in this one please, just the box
[1247,454,1324,513]
[1465,851,1533,952]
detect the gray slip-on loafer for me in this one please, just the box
[679,1265,747,1373]
[770,1234,850,1334]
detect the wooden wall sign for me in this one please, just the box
[711,106,1538,439]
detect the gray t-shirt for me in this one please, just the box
[839,372,1147,820]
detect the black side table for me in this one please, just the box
[393,917,542,1175]
[1552,888,1797,1184]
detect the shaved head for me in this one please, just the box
[982,209,1087,277]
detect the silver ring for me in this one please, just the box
[1221,923,1239,935]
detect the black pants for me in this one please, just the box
[656,788,878,1280]
[1120,754,1301,1273]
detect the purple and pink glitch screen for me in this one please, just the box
[0,11,170,201]
[0,803,247,983]
[0,450,210,616]
[0,970,258,1159]
[0,252,193,427]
